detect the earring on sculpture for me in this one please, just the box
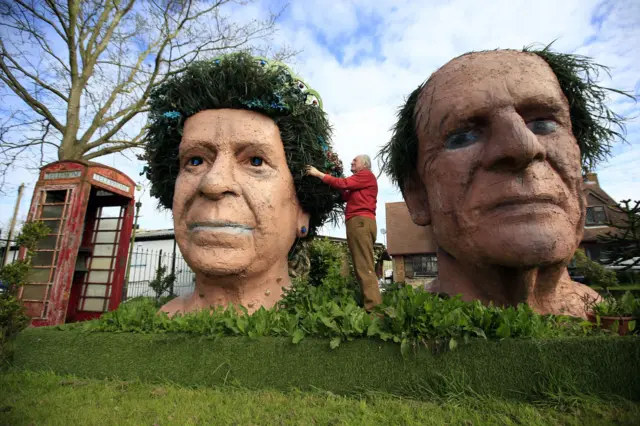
[301,226,307,235]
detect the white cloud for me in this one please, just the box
[277,0,639,243]
[2,0,638,247]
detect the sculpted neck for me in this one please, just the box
[185,259,291,314]
[433,248,593,318]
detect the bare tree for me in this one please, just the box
[0,0,294,193]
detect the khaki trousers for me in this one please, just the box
[346,216,382,311]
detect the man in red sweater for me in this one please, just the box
[306,155,382,311]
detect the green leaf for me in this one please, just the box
[236,317,247,334]
[400,338,409,357]
[366,320,381,337]
[329,336,341,349]
[470,327,487,340]
[292,329,305,344]
[496,323,511,339]
[449,338,458,351]
[628,320,636,332]
[378,332,393,341]
[319,315,338,331]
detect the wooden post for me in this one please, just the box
[2,183,25,267]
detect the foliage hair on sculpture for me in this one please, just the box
[377,42,634,193]
[141,52,345,238]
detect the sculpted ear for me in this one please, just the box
[402,170,431,226]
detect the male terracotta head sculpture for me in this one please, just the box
[142,53,344,315]
[379,46,629,318]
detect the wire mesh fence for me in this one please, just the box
[122,248,195,301]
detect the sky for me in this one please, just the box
[1,0,639,245]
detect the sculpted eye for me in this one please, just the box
[187,156,204,166]
[527,120,557,135]
[249,156,264,167]
[444,129,481,150]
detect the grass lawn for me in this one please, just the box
[1,371,639,426]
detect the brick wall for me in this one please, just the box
[385,202,437,256]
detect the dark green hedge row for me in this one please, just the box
[12,328,640,402]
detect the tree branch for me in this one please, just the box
[0,41,65,132]
[14,0,69,42]
[82,126,147,161]
[2,51,69,102]
[43,0,70,39]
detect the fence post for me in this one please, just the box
[157,249,163,300]
[170,237,177,297]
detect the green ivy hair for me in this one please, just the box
[377,42,634,192]
[141,52,345,239]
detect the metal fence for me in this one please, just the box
[122,248,195,301]
[0,238,19,267]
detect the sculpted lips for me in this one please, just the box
[490,195,561,210]
[187,220,254,233]
[480,194,565,220]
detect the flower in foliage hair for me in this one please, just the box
[141,52,345,239]
[377,42,634,193]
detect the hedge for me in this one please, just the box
[12,328,640,402]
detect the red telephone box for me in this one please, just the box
[19,160,135,327]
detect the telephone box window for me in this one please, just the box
[45,190,68,203]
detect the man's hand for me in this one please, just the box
[305,165,324,179]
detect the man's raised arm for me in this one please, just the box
[321,171,372,190]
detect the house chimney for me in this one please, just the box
[584,172,599,186]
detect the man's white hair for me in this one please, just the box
[359,155,372,169]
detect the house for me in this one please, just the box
[579,172,627,262]
[384,202,438,288]
[385,173,631,286]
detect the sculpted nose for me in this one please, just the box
[481,110,546,172]
[197,156,240,200]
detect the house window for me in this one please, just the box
[585,206,607,226]
[411,254,438,276]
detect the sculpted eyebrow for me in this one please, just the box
[516,96,566,116]
[179,138,216,151]
[438,107,488,136]
[235,140,273,156]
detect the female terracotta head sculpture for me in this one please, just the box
[142,53,344,314]
[378,45,630,318]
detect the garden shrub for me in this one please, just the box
[586,291,640,318]
[148,263,176,303]
[305,237,362,305]
[71,279,601,357]
[617,270,640,285]
[573,248,618,289]
[0,221,50,366]
[307,237,348,287]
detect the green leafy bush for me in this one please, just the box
[71,279,599,357]
[148,263,176,302]
[616,270,640,285]
[586,291,640,318]
[0,221,50,365]
[573,248,618,289]
[307,238,348,286]
[0,295,29,366]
